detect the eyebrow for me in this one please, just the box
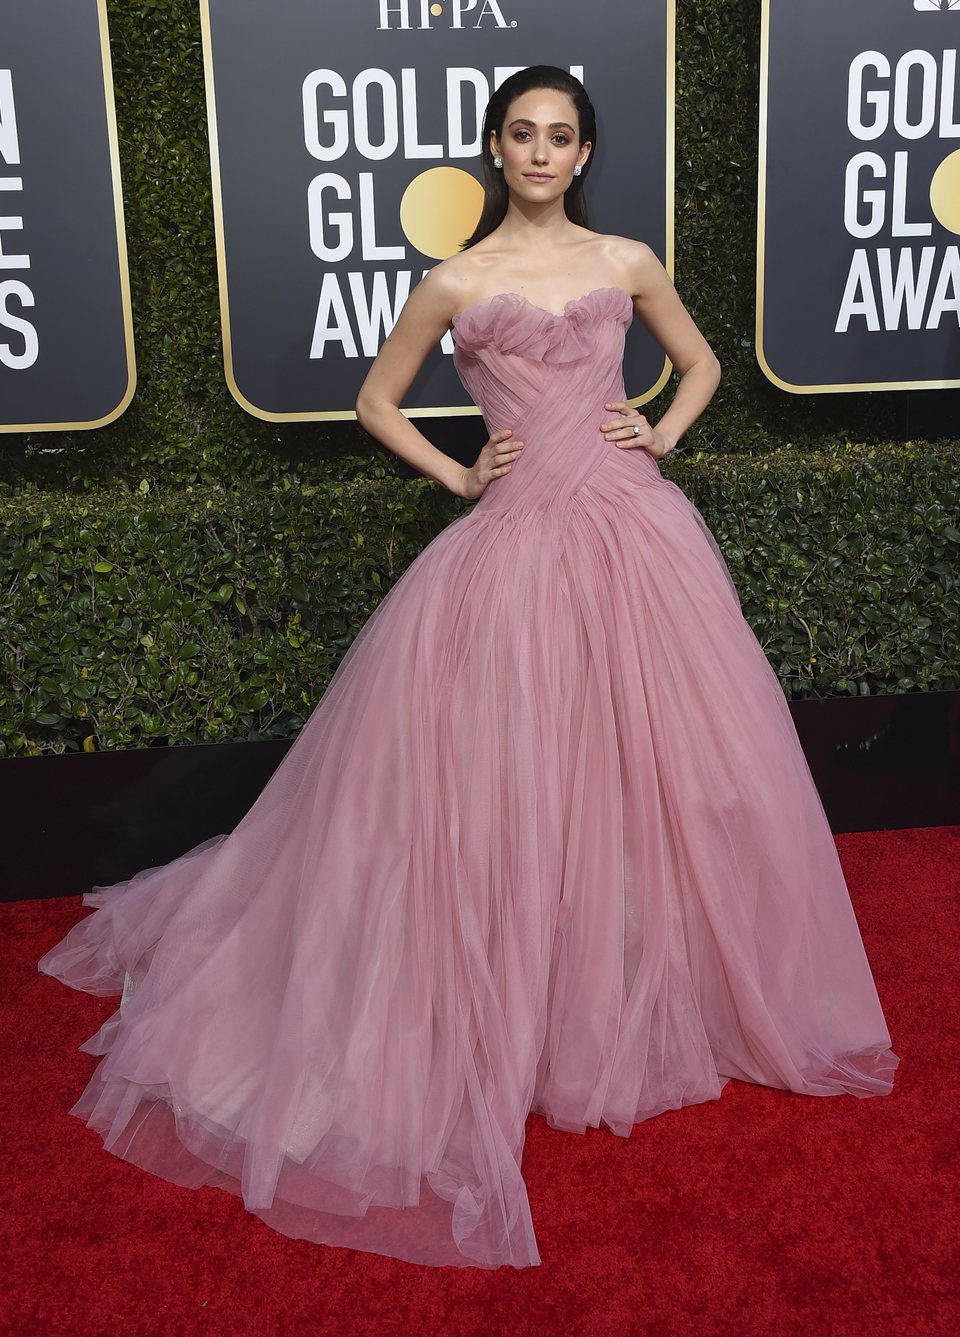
[507,118,576,132]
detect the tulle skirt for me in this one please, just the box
[39,450,899,1268]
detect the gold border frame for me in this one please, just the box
[200,0,676,422]
[0,0,137,433]
[756,0,960,394]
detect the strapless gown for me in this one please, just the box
[38,286,899,1270]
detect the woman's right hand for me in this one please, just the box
[457,429,525,500]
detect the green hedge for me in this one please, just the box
[3,442,957,757]
[1,460,458,756]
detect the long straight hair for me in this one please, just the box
[460,66,597,250]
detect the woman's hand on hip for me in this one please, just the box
[600,401,673,460]
[458,428,524,500]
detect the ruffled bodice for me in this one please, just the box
[451,286,659,517]
[451,285,633,366]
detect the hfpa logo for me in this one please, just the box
[914,1,960,11]
[377,0,517,29]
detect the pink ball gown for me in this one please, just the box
[38,286,899,1269]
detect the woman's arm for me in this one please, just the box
[619,239,722,456]
[355,268,469,496]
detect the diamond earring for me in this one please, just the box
[573,164,582,176]
[494,156,503,169]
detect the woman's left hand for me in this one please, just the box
[600,401,673,460]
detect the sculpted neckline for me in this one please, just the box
[451,286,632,325]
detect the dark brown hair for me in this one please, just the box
[460,66,597,250]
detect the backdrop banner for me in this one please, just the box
[0,0,134,432]
[200,0,674,421]
[758,0,960,394]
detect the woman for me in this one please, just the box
[39,66,899,1270]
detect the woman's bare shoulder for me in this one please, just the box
[409,249,501,320]
[602,234,664,282]
[586,232,653,266]
[559,230,659,291]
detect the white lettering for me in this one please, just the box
[849,52,890,141]
[848,48,960,142]
[837,250,880,331]
[447,68,487,157]
[401,69,442,159]
[0,71,20,165]
[303,70,349,162]
[845,153,886,238]
[893,50,938,140]
[891,149,932,237]
[307,174,353,262]
[0,279,37,368]
[358,172,404,260]
[310,272,358,358]
[843,152,932,238]
[0,214,28,269]
[353,69,399,161]
[877,246,937,329]
[309,271,454,360]
[941,50,960,137]
[348,269,411,355]
[376,0,434,29]
[451,0,510,29]
[925,246,960,329]
[379,0,410,29]
[836,247,960,332]
[302,66,581,160]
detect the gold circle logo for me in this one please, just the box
[930,149,960,236]
[399,167,485,259]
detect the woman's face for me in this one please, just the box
[491,88,591,204]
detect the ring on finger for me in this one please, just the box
[631,424,641,436]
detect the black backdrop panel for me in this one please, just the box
[201,0,674,420]
[0,0,134,431]
[759,0,960,392]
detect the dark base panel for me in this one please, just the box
[4,689,958,902]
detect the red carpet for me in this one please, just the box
[2,826,957,1336]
